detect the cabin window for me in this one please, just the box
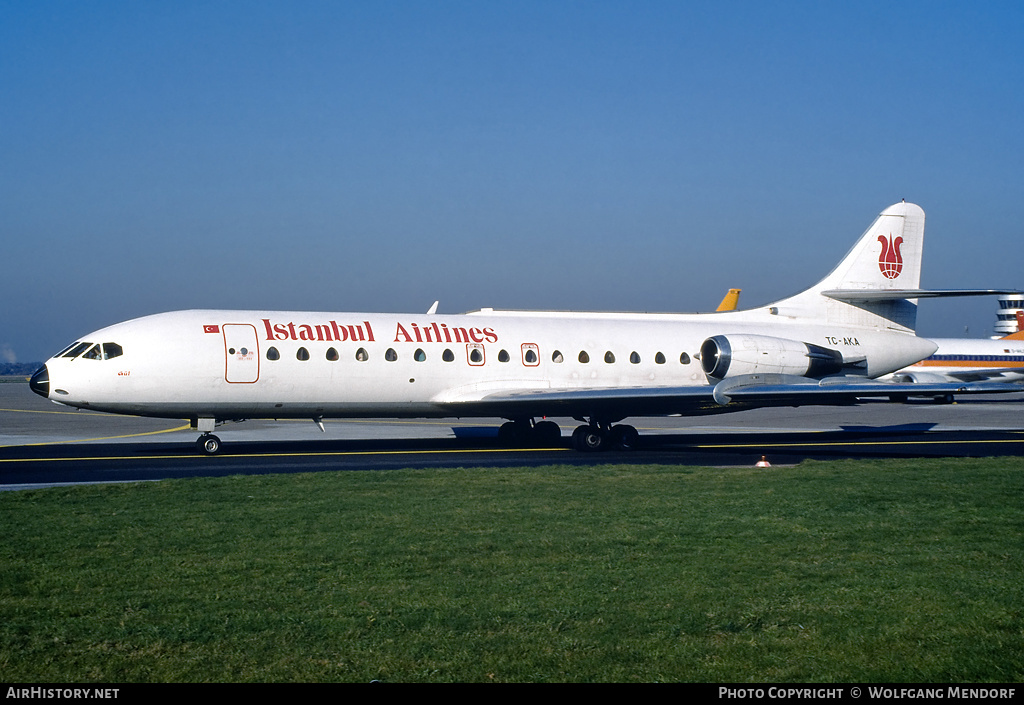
[442,349,455,362]
[680,352,691,364]
[385,348,398,362]
[267,347,280,361]
[498,349,510,363]
[578,351,590,363]
[355,348,369,362]
[630,351,640,364]
[102,343,123,360]
[604,351,615,364]
[297,347,310,361]
[414,348,426,362]
[469,346,484,364]
[326,347,339,361]
[520,343,539,366]
[552,350,564,363]
[655,352,666,364]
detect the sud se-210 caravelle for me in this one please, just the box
[29,202,1020,454]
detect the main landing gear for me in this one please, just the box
[497,418,563,446]
[570,422,639,452]
[497,417,640,452]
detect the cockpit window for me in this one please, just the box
[58,341,123,360]
[55,342,81,358]
[62,342,92,359]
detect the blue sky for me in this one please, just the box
[2,1,1022,363]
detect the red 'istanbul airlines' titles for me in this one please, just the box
[259,319,499,345]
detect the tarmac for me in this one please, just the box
[4,375,1024,449]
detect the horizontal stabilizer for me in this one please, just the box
[822,288,1021,303]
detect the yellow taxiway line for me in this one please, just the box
[0,424,191,448]
[695,434,1024,450]
[0,445,568,464]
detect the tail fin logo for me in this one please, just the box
[877,234,904,279]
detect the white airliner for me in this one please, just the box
[29,202,1020,454]
[892,329,1024,384]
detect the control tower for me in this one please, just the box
[994,295,1024,337]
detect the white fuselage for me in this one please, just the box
[39,307,936,421]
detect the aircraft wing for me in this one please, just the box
[441,375,1020,418]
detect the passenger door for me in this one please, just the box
[223,324,260,383]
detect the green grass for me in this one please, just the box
[1,458,1023,682]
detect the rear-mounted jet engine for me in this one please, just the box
[700,334,844,381]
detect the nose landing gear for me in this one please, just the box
[196,434,222,455]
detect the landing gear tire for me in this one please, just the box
[533,420,562,445]
[499,419,562,447]
[196,434,222,455]
[571,423,639,452]
[610,424,639,451]
[498,421,521,444]
[572,425,607,452]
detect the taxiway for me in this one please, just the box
[2,377,1023,490]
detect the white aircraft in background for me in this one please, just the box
[29,202,1021,454]
[892,315,1024,384]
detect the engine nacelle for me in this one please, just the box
[889,371,950,384]
[700,334,844,381]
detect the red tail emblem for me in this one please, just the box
[877,234,903,279]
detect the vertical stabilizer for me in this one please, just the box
[814,201,924,293]
[768,202,925,331]
[716,288,742,311]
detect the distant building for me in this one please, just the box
[994,295,1024,337]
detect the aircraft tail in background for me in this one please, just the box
[716,289,741,312]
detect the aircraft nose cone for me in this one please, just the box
[29,365,49,398]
